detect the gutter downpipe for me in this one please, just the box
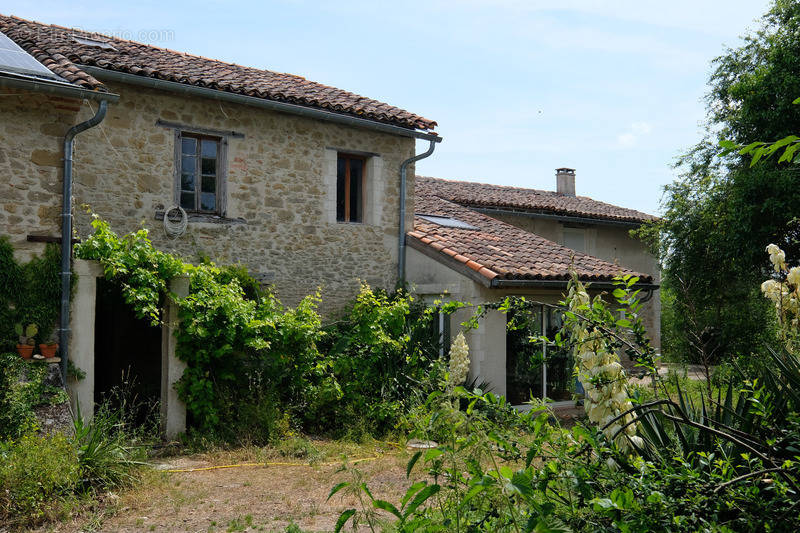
[60,100,110,383]
[398,139,438,284]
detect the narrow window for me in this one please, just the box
[562,227,585,252]
[336,153,366,222]
[179,133,220,213]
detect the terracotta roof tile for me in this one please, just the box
[417,176,655,223]
[0,15,437,131]
[411,181,653,284]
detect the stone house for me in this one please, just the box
[0,14,439,433]
[408,170,659,405]
[0,14,659,426]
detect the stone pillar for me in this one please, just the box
[68,259,103,420]
[161,275,189,439]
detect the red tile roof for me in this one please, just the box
[417,176,655,223]
[410,182,653,284]
[0,15,437,131]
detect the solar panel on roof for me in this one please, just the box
[418,214,479,230]
[0,30,61,80]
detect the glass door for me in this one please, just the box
[506,305,574,403]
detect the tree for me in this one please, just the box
[640,0,800,363]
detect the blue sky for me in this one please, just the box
[4,1,771,215]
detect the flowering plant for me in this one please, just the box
[761,243,800,349]
[562,277,641,450]
[447,332,470,390]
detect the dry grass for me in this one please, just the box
[34,438,413,533]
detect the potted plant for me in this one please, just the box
[14,322,38,360]
[39,340,59,359]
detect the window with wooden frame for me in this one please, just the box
[336,153,366,223]
[178,133,224,214]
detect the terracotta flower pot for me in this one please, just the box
[16,344,34,359]
[39,343,59,359]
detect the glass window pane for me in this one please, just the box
[545,309,573,401]
[180,172,195,191]
[201,175,216,193]
[349,158,363,223]
[180,192,195,210]
[201,139,217,158]
[506,307,545,404]
[336,156,346,221]
[200,192,216,211]
[181,155,195,173]
[201,157,216,175]
[181,137,197,155]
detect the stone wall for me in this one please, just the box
[1,83,417,315]
[0,90,80,260]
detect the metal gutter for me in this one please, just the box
[398,140,437,284]
[82,66,443,143]
[0,71,119,103]
[472,206,646,228]
[490,278,660,290]
[60,100,110,382]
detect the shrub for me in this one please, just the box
[0,433,81,526]
[0,352,67,439]
[311,285,446,436]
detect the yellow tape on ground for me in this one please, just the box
[165,455,384,473]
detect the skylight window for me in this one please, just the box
[73,36,117,50]
[418,214,479,230]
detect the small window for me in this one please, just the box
[179,133,220,213]
[336,154,366,222]
[562,227,585,252]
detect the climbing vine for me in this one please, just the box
[0,237,63,351]
[75,216,447,440]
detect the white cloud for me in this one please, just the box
[617,121,653,147]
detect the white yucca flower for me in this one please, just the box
[762,246,800,349]
[447,332,470,389]
[564,281,638,450]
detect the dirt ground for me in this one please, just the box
[38,441,412,533]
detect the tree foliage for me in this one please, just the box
[639,0,800,362]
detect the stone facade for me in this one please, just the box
[1,82,417,315]
[0,90,81,260]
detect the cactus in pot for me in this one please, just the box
[14,323,38,359]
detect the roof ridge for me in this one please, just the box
[1,14,317,84]
[416,174,656,221]
[0,13,437,131]
[417,174,556,196]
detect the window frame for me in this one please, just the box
[173,130,228,216]
[336,153,367,223]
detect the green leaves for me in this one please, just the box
[333,509,355,533]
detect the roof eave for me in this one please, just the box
[489,278,659,290]
[0,70,119,102]
[405,235,494,288]
[82,65,442,142]
[471,206,650,228]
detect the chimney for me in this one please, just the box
[556,168,575,196]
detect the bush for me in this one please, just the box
[311,285,446,437]
[0,353,68,439]
[0,433,81,526]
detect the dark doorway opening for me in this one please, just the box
[94,278,162,425]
